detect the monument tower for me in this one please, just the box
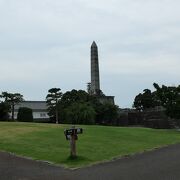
[88,41,115,105]
[90,41,101,95]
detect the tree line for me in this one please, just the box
[1,83,179,126]
[0,89,119,125]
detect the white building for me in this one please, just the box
[14,101,50,122]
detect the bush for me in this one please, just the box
[17,107,33,122]
[0,102,10,121]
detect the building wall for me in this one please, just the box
[13,111,49,120]
[13,101,50,121]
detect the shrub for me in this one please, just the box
[17,107,33,122]
[0,102,10,121]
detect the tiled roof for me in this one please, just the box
[14,101,48,111]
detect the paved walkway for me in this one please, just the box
[1,144,180,180]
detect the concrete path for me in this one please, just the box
[1,144,180,180]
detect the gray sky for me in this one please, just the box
[0,0,180,107]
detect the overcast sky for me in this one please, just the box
[0,0,180,107]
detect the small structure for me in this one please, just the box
[13,101,49,122]
[64,126,83,158]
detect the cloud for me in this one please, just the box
[101,53,180,76]
[0,0,180,107]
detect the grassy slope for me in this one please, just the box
[0,122,180,168]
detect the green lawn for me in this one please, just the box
[0,122,180,168]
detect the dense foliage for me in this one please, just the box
[46,89,119,125]
[133,89,159,111]
[133,83,180,120]
[59,89,97,124]
[17,107,33,122]
[153,83,180,119]
[96,103,119,125]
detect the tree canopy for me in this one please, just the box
[133,83,180,120]
[58,89,119,125]
[133,89,159,111]
[153,83,180,119]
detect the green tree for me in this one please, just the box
[0,92,24,120]
[133,89,158,111]
[60,89,119,125]
[153,83,180,120]
[60,89,96,107]
[59,89,98,124]
[46,88,62,124]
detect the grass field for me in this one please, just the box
[0,122,180,168]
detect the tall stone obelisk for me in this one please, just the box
[88,41,115,104]
[91,41,100,95]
